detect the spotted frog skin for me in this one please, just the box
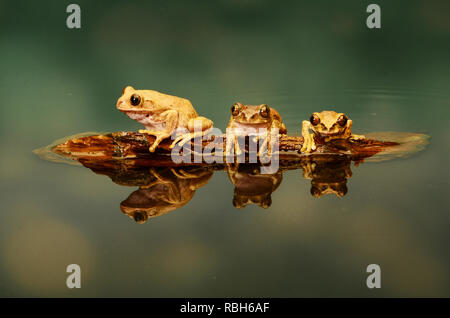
[301,110,365,153]
[226,102,287,156]
[117,86,213,152]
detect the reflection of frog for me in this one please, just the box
[117,86,213,152]
[227,164,283,209]
[226,103,287,156]
[120,167,212,223]
[301,111,365,153]
[301,156,352,197]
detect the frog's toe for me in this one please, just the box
[170,135,192,149]
[259,149,272,158]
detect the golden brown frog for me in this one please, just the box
[301,111,365,153]
[120,167,213,223]
[226,102,287,156]
[300,157,352,198]
[226,164,283,209]
[116,86,213,152]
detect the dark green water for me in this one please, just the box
[0,1,449,297]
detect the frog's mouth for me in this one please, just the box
[316,127,348,138]
[124,111,150,121]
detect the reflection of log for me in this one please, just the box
[52,131,399,167]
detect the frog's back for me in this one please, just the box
[144,90,198,116]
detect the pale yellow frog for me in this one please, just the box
[301,111,365,153]
[116,86,213,152]
[226,102,287,156]
[120,167,213,223]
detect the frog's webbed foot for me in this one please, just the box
[257,135,271,158]
[170,168,201,179]
[169,127,213,149]
[301,160,316,179]
[225,134,243,156]
[300,133,316,153]
[141,167,171,188]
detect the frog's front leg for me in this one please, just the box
[351,134,365,140]
[300,120,316,153]
[139,110,178,152]
[141,167,172,188]
[169,116,213,149]
[170,168,207,179]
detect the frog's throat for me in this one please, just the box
[235,119,269,128]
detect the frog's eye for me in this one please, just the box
[231,103,241,116]
[259,105,270,118]
[310,114,320,126]
[130,94,142,106]
[337,115,348,127]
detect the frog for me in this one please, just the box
[116,86,213,152]
[300,156,352,198]
[300,110,365,153]
[225,102,287,157]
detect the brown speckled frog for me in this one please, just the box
[226,102,287,156]
[301,110,365,153]
[117,86,213,152]
[227,164,283,209]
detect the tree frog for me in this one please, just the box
[225,102,287,156]
[117,86,214,152]
[301,111,365,153]
[227,164,283,209]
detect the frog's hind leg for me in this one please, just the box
[351,134,365,140]
[300,120,316,153]
[170,116,213,149]
[257,135,270,158]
